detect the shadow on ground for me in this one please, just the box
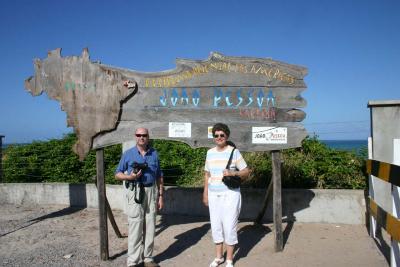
[154,222,210,263]
[0,206,84,237]
[156,214,209,237]
[234,223,271,262]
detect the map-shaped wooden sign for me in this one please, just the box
[25,48,308,160]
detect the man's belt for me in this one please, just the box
[125,181,154,190]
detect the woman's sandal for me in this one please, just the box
[209,257,224,267]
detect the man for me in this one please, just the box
[115,128,164,267]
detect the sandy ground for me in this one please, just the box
[0,204,388,267]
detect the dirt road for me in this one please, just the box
[0,204,387,266]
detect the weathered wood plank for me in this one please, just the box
[121,108,305,124]
[92,121,307,151]
[112,52,308,88]
[120,86,306,116]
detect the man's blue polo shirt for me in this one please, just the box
[115,146,162,185]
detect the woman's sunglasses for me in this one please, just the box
[213,134,226,138]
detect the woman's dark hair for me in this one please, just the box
[212,123,230,137]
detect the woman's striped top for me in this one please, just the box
[204,145,247,193]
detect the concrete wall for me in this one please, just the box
[0,183,366,224]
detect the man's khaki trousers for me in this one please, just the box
[125,184,157,266]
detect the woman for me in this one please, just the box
[203,123,250,267]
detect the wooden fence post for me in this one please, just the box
[272,150,283,252]
[96,148,109,260]
[0,135,4,183]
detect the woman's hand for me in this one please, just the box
[223,169,236,177]
[202,192,208,206]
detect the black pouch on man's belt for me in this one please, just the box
[134,182,145,204]
[126,181,145,204]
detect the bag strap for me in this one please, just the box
[226,147,236,170]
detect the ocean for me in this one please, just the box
[2,140,368,151]
[321,140,368,152]
[2,143,27,149]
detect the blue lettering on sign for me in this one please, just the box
[257,89,264,109]
[159,88,201,107]
[192,89,200,106]
[266,90,276,108]
[225,90,233,107]
[157,88,276,109]
[236,89,243,107]
[181,88,189,105]
[171,89,179,106]
[160,89,168,106]
[246,89,254,107]
[213,88,222,107]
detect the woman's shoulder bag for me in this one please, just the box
[222,147,241,189]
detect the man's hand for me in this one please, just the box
[127,169,142,180]
[157,195,164,211]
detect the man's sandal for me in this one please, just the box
[209,257,224,267]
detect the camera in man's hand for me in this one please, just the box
[125,162,148,203]
[125,162,148,191]
[132,162,148,174]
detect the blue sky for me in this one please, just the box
[0,0,399,143]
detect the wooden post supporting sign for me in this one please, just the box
[96,148,109,260]
[93,175,125,238]
[254,174,273,225]
[272,150,283,252]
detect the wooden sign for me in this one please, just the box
[25,48,308,159]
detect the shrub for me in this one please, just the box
[1,134,367,189]
[152,139,207,187]
[281,137,366,189]
[2,134,121,184]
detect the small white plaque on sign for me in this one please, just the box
[208,126,213,139]
[252,127,287,144]
[169,122,191,138]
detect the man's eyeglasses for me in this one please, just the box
[213,134,226,138]
[135,134,148,138]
